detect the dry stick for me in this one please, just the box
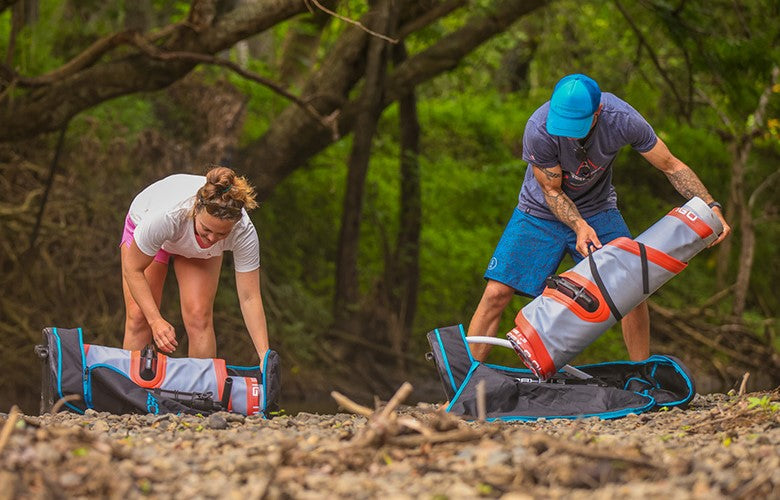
[51,394,81,414]
[378,382,413,419]
[396,416,433,437]
[333,383,485,450]
[331,391,374,417]
[387,427,482,447]
[738,372,750,396]
[305,0,399,43]
[529,433,657,468]
[0,406,20,454]
[27,119,69,253]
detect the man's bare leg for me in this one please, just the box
[466,280,515,361]
[621,300,650,360]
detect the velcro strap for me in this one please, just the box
[638,242,649,295]
[587,244,623,322]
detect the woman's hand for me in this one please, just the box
[257,349,267,371]
[150,317,178,353]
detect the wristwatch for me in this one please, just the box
[707,201,722,210]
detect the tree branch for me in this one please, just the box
[306,0,399,43]
[614,0,689,119]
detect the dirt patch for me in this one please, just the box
[1,390,778,499]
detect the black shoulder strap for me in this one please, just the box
[638,242,650,295]
[587,245,623,321]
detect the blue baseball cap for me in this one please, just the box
[546,74,601,138]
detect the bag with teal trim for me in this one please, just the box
[36,327,281,417]
[426,324,695,421]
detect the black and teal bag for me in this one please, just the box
[36,327,281,418]
[427,324,695,421]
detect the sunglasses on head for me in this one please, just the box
[197,197,242,220]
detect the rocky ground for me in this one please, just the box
[1,388,778,499]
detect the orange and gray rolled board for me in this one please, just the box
[507,197,723,380]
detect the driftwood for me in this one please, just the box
[0,406,20,454]
[331,382,484,449]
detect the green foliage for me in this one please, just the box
[747,395,780,412]
[69,95,159,144]
[2,0,778,406]
[254,0,779,367]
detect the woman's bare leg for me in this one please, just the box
[174,254,223,358]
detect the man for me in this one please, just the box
[467,73,730,362]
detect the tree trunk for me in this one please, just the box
[333,0,396,332]
[715,141,737,291]
[387,40,421,369]
[731,66,778,316]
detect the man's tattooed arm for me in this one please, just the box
[532,164,602,256]
[665,167,713,203]
[532,165,584,230]
[640,138,714,203]
[539,168,562,180]
[543,190,584,230]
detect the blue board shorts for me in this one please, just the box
[485,207,632,297]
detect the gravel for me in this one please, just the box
[1,391,778,499]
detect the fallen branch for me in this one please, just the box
[0,405,20,454]
[331,382,484,449]
[738,372,750,396]
[526,432,658,468]
[51,394,81,414]
[331,391,374,417]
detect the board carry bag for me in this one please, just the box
[427,324,695,421]
[505,197,723,380]
[35,327,281,418]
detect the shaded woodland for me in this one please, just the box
[0,0,778,413]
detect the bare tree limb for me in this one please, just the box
[306,0,399,43]
[614,0,690,119]
[27,119,69,253]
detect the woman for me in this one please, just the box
[120,166,269,364]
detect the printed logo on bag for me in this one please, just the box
[673,207,699,222]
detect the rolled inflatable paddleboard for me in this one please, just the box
[505,197,723,380]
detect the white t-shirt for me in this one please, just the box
[128,174,260,273]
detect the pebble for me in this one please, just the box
[0,392,777,498]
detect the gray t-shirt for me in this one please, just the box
[518,92,658,220]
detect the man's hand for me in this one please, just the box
[709,207,731,247]
[149,317,177,353]
[574,220,602,258]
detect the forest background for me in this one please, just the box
[0,0,778,415]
